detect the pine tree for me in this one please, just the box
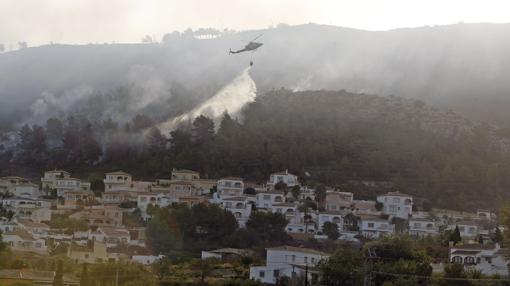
[449,225,462,246]
[494,227,503,244]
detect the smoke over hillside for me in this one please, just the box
[2,23,510,127]
[159,67,256,132]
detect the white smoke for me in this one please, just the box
[27,85,95,125]
[23,64,173,126]
[159,67,256,132]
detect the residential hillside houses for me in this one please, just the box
[0,166,507,283]
[250,246,329,284]
[449,244,509,276]
[0,176,32,195]
[267,170,299,188]
[376,191,413,219]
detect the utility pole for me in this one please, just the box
[304,263,308,286]
[115,264,119,286]
[363,247,377,286]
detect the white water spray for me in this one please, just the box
[159,67,256,132]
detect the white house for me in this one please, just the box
[0,176,31,194]
[41,169,71,189]
[216,177,244,199]
[54,178,89,197]
[408,218,439,237]
[286,222,317,234]
[0,220,20,233]
[14,204,52,222]
[267,170,299,188]
[104,171,134,192]
[221,196,252,227]
[358,215,395,238]
[16,219,50,239]
[376,192,413,219]
[318,212,343,232]
[13,183,40,199]
[1,196,51,209]
[2,228,47,253]
[89,227,131,247]
[324,191,354,212]
[449,244,509,276]
[256,191,285,209]
[269,203,298,218]
[250,246,329,284]
[132,255,165,265]
[171,169,200,181]
[136,192,172,219]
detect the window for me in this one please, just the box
[259,271,265,278]
[464,257,475,264]
[414,223,421,228]
[393,198,400,203]
[452,256,462,263]
[367,223,375,228]
[468,227,476,234]
[273,270,280,278]
[459,226,465,232]
[263,195,270,200]
[304,256,308,263]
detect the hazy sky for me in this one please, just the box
[1,0,510,46]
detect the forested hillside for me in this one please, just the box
[2,89,510,211]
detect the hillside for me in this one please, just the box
[2,90,510,211]
[2,23,510,126]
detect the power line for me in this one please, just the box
[372,270,510,282]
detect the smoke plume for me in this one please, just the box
[159,67,256,132]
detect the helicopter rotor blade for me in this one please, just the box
[250,34,263,42]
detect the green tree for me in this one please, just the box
[494,227,503,244]
[290,185,301,200]
[315,185,327,208]
[449,226,462,246]
[319,248,363,286]
[191,258,215,285]
[367,236,433,286]
[152,257,171,284]
[246,212,290,246]
[322,221,340,240]
[442,263,469,286]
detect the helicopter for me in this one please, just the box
[229,34,263,63]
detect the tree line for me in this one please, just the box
[3,90,510,210]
